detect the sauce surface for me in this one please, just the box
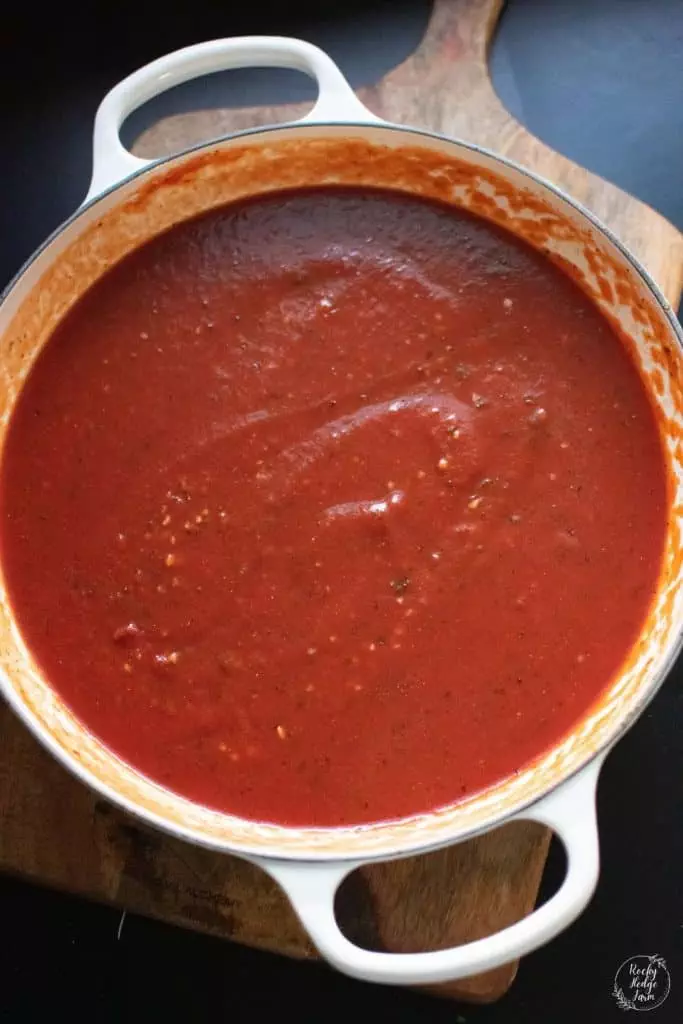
[0,188,667,826]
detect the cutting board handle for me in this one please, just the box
[85,36,378,203]
[260,756,605,986]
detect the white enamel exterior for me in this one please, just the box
[86,36,378,201]
[267,755,604,985]
[0,37,681,986]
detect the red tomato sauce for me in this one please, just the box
[0,188,667,826]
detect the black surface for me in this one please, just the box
[1,2,682,1021]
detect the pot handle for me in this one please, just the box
[257,756,605,986]
[86,36,378,202]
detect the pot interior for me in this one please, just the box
[0,124,681,859]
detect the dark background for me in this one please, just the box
[1,2,682,1021]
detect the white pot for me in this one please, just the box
[1,37,682,986]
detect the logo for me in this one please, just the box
[613,954,671,1012]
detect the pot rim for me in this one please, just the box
[1,116,682,863]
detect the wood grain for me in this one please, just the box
[135,0,683,305]
[2,0,682,1005]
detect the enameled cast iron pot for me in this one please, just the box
[1,38,682,986]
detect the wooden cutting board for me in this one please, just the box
[2,0,682,1004]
